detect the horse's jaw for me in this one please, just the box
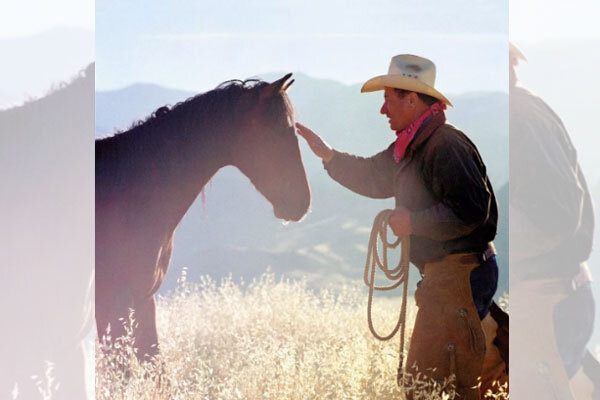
[273,202,310,223]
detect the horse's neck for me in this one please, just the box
[141,111,235,227]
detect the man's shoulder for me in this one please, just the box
[510,84,543,107]
[429,123,472,148]
[421,122,486,165]
[510,85,567,137]
[437,122,464,135]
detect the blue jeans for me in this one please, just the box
[469,255,499,320]
[553,282,595,378]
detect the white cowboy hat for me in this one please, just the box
[509,42,527,66]
[361,54,453,107]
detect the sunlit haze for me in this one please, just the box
[0,0,93,37]
[96,0,507,94]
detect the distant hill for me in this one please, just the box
[95,75,508,298]
[95,83,193,135]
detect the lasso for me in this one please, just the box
[364,209,411,384]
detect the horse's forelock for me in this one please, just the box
[211,79,295,130]
[262,89,296,130]
[281,91,297,123]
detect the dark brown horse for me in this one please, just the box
[95,74,310,361]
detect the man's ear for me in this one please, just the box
[408,91,419,106]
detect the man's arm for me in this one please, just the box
[296,122,395,199]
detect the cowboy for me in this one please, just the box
[296,54,507,398]
[510,43,599,399]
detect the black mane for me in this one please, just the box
[127,79,269,132]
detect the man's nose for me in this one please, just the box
[380,102,388,115]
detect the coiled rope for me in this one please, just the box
[364,209,411,384]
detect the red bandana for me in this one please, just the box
[393,100,446,163]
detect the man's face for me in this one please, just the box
[380,87,412,132]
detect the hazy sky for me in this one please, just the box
[510,0,600,184]
[96,1,507,94]
[1,0,93,37]
[511,0,600,44]
[0,1,94,107]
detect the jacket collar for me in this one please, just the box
[403,111,446,161]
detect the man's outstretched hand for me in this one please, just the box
[295,122,334,162]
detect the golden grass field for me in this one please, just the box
[95,271,508,399]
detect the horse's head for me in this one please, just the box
[231,74,311,222]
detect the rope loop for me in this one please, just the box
[364,209,411,384]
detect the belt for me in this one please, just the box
[416,243,497,280]
[513,263,592,296]
[514,260,592,293]
[457,243,496,265]
[570,262,592,291]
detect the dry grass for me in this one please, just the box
[96,271,506,399]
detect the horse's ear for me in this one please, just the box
[260,73,293,101]
[283,79,294,92]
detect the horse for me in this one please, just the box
[0,64,94,399]
[95,73,311,362]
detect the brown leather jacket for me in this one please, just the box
[324,111,498,268]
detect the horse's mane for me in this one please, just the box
[129,79,267,131]
[0,63,94,142]
[45,63,94,102]
[95,77,296,197]
[110,78,295,139]
[1,63,94,113]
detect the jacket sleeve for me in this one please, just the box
[323,143,396,199]
[410,132,492,241]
